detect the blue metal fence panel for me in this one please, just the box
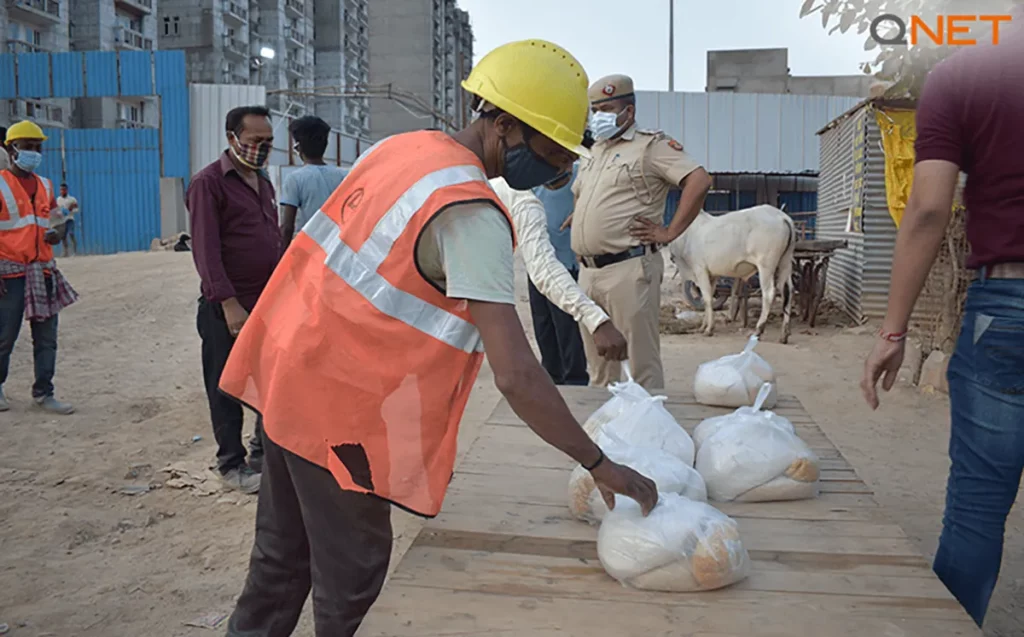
[35,128,64,188]
[84,51,119,97]
[51,52,85,98]
[155,50,190,179]
[738,190,757,209]
[0,54,15,99]
[63,128,161,254]
[118,51,152,96]
[15,53,50,98]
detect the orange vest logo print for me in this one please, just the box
[219,131,515,517]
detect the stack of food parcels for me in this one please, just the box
[569,364,749,592]
[569,351,820,593]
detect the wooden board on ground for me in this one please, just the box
[358,386,979,637]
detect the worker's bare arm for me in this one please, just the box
[468,300,658,514]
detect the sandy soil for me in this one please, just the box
[0,251,1020,636]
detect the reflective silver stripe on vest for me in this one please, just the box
[304,212,484,354]
[0,178,50,230]
[0,178,19,218]
[0,214,50,231]
[358,164,489,271]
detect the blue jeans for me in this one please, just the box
[935,277,1024,627]
[0,276,59,398]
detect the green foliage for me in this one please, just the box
[800,0,1019,97]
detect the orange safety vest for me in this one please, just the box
[0,170,54,265]
[220,130,516,517]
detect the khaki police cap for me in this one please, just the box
[589,74,635,105]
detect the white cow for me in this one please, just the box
[668,205,797,344]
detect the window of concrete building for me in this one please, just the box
[163,16,180,36]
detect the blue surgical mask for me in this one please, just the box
[590,110,624,141]
[502,140,561,191]
[13,149,42,173]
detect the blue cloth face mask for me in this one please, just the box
[13,149,43,173]
[502,139,561,191]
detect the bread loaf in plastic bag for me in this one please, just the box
[598,493,751,592]
[582,362,695,466]
[693,384,794,451]
[693,336,777,408]
[695,384,820,502]
[569,431,707,525]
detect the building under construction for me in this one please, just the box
[367,0,473,139]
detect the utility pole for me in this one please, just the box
[668,0,675,91]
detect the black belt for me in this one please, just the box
[580,244,659,269]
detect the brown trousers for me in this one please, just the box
[579,252,665,390]
[225,435,393,637]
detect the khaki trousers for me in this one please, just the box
[579,253,664,390]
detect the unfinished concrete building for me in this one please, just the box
[157,0,313,115]
[706,48,873,97]
[71,0,160,129]
[367,0,472,140]
[313,0,369,138]
[1,0,73,128]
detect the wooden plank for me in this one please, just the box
[359,390,979,637]
[391,547,952,603]
[358,586,977,637]
[417,522,922,558]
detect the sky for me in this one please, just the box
[456,0,873,92]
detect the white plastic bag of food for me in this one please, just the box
[569,431,707,525]
[693,384,793,450]
[693,335,777,408]
[695,384,820,503]
[598,492,751,592]
[582,362,695,466]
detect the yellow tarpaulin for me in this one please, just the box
[874,108,917,229]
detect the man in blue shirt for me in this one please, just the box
[530,164,588,385]
[279,116,348,249]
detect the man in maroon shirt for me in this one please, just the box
[188,106,282,494]
[861,12,1024,628]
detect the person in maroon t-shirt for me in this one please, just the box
[187,105,283,494]
[861,12,1024,628]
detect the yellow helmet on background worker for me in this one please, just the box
[462,39,590,157]
[5,120,47,144]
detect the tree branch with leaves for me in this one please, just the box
[800,0,1021,97]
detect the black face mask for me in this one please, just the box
[501,137,561,191]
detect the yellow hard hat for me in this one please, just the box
[462,39,590,157]
[5,120,47,144]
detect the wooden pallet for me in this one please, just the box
[358,387,980,637]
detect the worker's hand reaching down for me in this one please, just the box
[590,458,659,516]
[593,321,628,361]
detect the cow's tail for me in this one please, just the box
[776,214,797,306]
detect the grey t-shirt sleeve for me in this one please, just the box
[418,202,516,305]
[279,171,300,207]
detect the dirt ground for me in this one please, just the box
[1,251,1021,636]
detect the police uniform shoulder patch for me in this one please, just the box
[666,138,684,151]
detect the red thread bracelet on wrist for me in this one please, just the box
[879,329,908,342]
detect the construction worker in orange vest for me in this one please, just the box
[0,120,77,415]
[218,40,658,636]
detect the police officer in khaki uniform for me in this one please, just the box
[569,74,712,389]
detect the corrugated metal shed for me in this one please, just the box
[189,84,267,177]
[817,103,938,321]
[635,91,861,175]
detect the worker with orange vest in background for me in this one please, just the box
[218,40,658,636]
[0,121,77,415]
